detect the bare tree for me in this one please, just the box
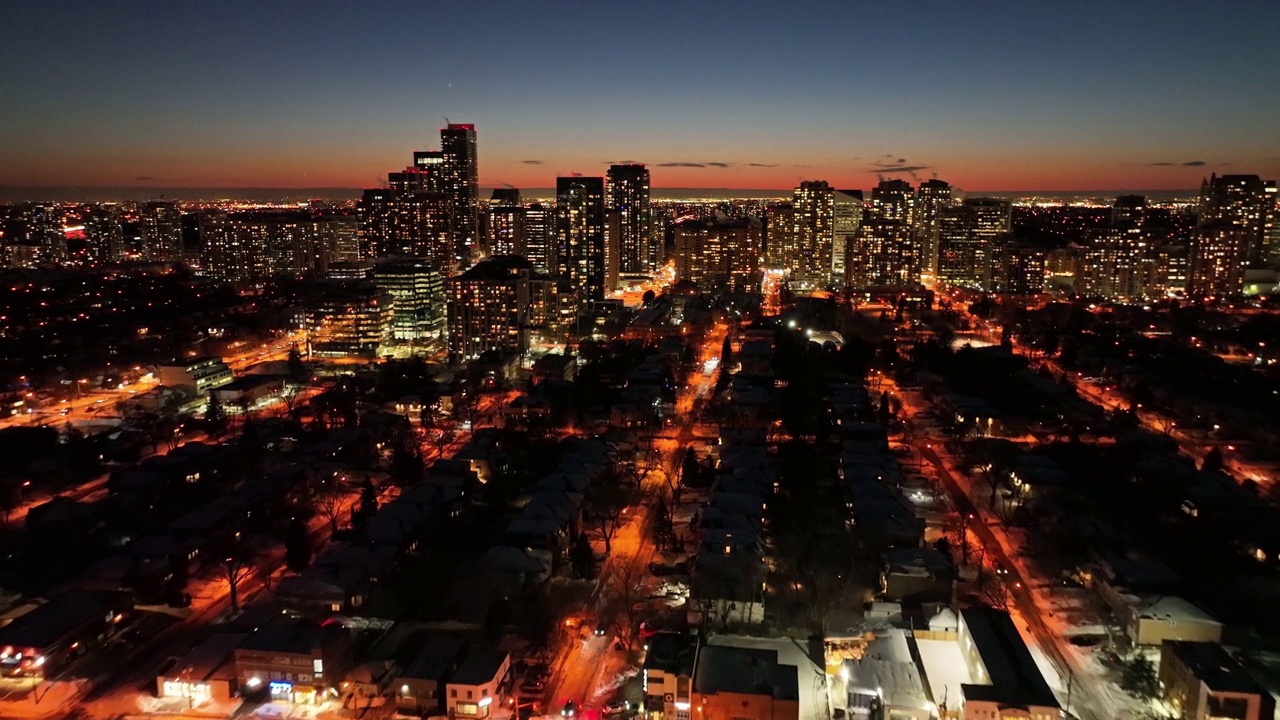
[602,562,647,651]
[216,534,263,614]
[586,468,640,554]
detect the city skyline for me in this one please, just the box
[2,2,1279,193]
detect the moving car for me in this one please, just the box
[562,700,578,717]
[604,700,632,715]
[594,623,609,637]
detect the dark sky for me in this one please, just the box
[2,1,1278,191]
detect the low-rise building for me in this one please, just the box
[643,633,697,720]
[155,632,245,706]
[841,629,932,720]
[159,356,233,393]
[445,650,511,720]
[692,645,799,720]
[233,617,348,704]
[958,607,1061,720]
[1159,641,1275,720]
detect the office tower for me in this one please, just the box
[915,179,953,275]
[523,203,556,274]
[606,163,655,281]
[446,255,558,363]
[29,203,67,261]
[791,181,835,289]
[1188,222,1251,296]
[763,202,795,270]
[871,179,915,224]
[488,188,526,257]
[373,259,446,344]
[1198,174,1276,264]
[936,199,1011,291]
[84,205,125,263]
[848,221,921,287]
[1151,243,1189,297]
[672,217,763,293]
[1112,195,1148,227]
[995,245,1046,295]
[440,124,479,264]
[306,281,394,358]
[315,212,361,264]
[555,176,606,305]
[832,190,863,287]
[139,200,183,261]
[357,188,455,272]
[1079,226,1151,299]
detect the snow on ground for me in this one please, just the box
[914,638,971,714]
[591,667,640,703]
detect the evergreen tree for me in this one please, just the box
[570,534,596,580]
[206,392,227,436]
[352,479,379,525]
[1201,446,1224,474]
[287,344,306,384]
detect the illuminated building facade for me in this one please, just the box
[306,281,393,358]
[791,180,835,289]
[440,124,480,265]
[832,190,863,286]
[523,203,556,274]
[871,179,915,224]
[671,216,763,293]
[915,179,954,275]
[29,203,68,261]
[763,202,794,270]
[201,211,335,281]
[1079,226,1151,300]
[936,199,1011,291]
[373,259,446,343]
[994,245,1046,295]
[487,188,525,257]
[85,204,125,263]
[446,255,558,363]
[606,163,655,281]
[357,188,455,272]
[848,220,921,288]
[140,200,183,261]
[555,176,606,305]
[1189,222,1251,297]
[1151,243,1189,296]
[1198,173,1276,264]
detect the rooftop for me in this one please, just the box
[960,607,1059,710]
[694,645,799,701]
[1164,641,1269,696]
[449,649,508,686]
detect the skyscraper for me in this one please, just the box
[763,202,794,270]
[994,245,1046,295]
[440,124,479,265]
[832,190,863,287]
[488,188,526,257]
[555,176,606,305]
[848,221,921,287]
[524,203,556,274]
[84,205,124,263]
[1198,174,1276,264]
[1189,222,1251,297]
[446,255,558,363]
[791,181,835,290]
[140,200,183,261]
[1079,225,1151,300]
[915,179,954,275]
[1112,195,1148,227]
[357,188,455,272]
[871,179,915,224]
[28,203,66,262]
[672,217,763,293]
[937,199,1011,291]
[605,163,654,281]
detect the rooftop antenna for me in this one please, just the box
[443,116,451,126]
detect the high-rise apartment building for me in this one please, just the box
[871,179,915,224]
[373,259,446,344]
[832,190,863,287]
[1189,222,1251,296]
[1198,174,1276,264]
[937,199,1011,291]
[28,203,67,262]
[1151,243,1189,297]
[606,163,655,282]
[440,124,479,264]
[763,202,795,270]
[791,181,835,290]
[446,255,558,363]
[315,212,361,264]
[488,188,526,257]
[994,245,1046,295]
[848,221,921,287]
[200,211,331,281]
[139,200,183,261]
[555,176,606,305]
[1112,195,1148,227]
[357,189,455,272]
[523,203,556,274]
[915,179,953,275]
[84,205,125,263]
[672,217,763,293]
[1079,226,1151,300]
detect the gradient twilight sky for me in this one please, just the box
[2,1,1278,193]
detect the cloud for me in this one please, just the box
[747,163,777,168]
[870,165,931,173]
[658,162,706,168]
[1146,160,1206,167]
[606,160,640,165]
[135,175,159,181]
[706,162,731,168]
[520,159,543,165]
[896,158,906,164]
